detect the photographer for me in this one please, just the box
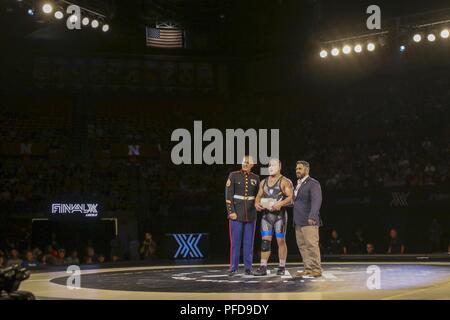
[6,249,22,267]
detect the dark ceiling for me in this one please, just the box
[1,0,449,56]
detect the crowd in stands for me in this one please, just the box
[2,224,449,270]
[0,159,133,211]
[0,231,158,269]
[325,228,407,255]
[0,65,449,261]
[1,71,449,207]
[324,219,448,255]
[0,112,70,149]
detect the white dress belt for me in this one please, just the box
[233,195,255,200]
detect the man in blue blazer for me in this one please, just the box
[292,160,323,277]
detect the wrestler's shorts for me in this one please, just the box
[260,211,287,238]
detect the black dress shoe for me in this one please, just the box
[244,269,253,276]
[253,266,267,276]
[276,266,286,275]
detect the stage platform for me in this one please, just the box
[20,255,450,300]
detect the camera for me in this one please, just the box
[0,265,35,300]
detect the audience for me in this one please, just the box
[387,228,406,254]
[1,73,449,209]
[349,229,366,254]
[0,67,449,268]
[98,254,106,264]
[53,249,67,266]
[366,243,376,255]
[0,221,448,270]
[6,249,23,267]
[327,229,347,255]
[43,245,57,265]
[140,232,157,260]
[110,236,123,262]
[66,250,80,265]
[85,246,98,264]
[21,250,39,268]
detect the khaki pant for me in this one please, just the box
[295,225,322,273]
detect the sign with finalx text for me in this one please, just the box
[50,203,99,219]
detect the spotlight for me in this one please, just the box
[427,33,436,42]
[354,44,363,53]
[440,29,449,39]
[413,34,422,43]
[27,9,34,16]
[82,17,90,26]
[102,24,109,32]
[342,45,352,55]
[54,10,64,20]
[367,42,376,52]
[68,14,78,23]
[319,50,328,58]
[42,3,53,14]
[91,19,99,28]
[331,48,340,56]
[400,45,406,52]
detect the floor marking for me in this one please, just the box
[281,270,293,279]
[322,272,338,279]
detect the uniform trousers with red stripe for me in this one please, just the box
[229,220,256,272]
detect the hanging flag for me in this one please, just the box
[146,27,184,48]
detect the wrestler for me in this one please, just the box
[254,159,293,276]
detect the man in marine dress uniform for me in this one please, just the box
[225,155,260,276]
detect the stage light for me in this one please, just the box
[68,14,78,23]
[54,10,64,20]
[331,48,340,56]
[319,50,328,58]
[102,24,109,32]
[82,17,90,26]
[440,29,449,39]
[91,19,99,28]
[413,34,422,43]
[354,44,362,53]
[427,33,436,42]
[367,42,376,52]
[27,9,34,16]
[400,45,406,52]
[42,3,53,14]
[342,45,352,55]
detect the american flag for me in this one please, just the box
[146,27,184,48]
